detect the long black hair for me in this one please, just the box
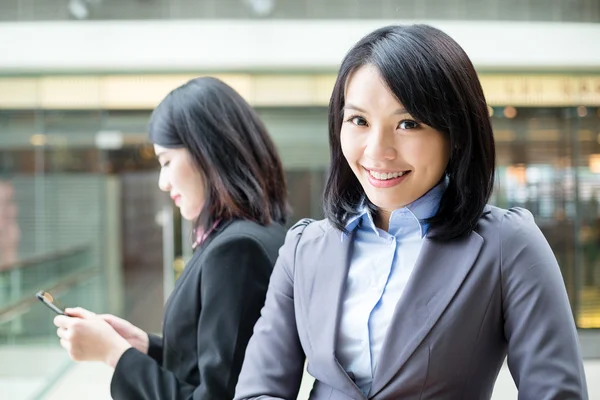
[149,77,289,233]
[324,24,495,241]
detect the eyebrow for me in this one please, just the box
[344,103,408,115]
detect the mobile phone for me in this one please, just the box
[36,290,65,315]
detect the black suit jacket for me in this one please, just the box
[110,219,286,399]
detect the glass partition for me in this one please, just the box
[0,246,99,399]
[0,104,598,398]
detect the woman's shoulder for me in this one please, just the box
[477,205,548,252]
[217,219,285,239]
[287,217,332,243]
[479,205,538,233]
[191,220,287,267]
[198,219,283,255]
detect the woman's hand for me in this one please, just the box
[53,307,131,368]
[98,313,149,354]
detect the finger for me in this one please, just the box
[98,314,116,323]
[65,307,96,319]
[53,315,73,328]
[64,307,83,317]
[59,338,71,351]
[56,327,70,340]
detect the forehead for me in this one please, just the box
[344,64,402,110]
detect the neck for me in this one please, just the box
[375,209,391,232]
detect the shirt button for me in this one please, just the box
[388,237,395,244]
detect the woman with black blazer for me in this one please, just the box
[53,77,289,399]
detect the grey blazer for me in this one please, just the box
[235,206,587,400]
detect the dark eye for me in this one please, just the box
[398,120,420,130]
[348,116,368,126]
[161,161,170,168]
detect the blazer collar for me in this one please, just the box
[300,221,484,398]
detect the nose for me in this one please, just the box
[364,125,397,161]
[158,168,171,192]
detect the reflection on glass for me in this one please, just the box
[493,107,600,328]
[0,179,20,266]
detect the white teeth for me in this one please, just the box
[369,170,407,180]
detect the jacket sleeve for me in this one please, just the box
[110,234,274,400]
[500,207,588,400]
[234,223,309,400]
[146,333,163,365]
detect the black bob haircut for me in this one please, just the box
[149,77,289,233]
[324,24,495,241]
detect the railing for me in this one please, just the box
[0,245,101,400]
[0,266,98,325]
[0,245,97,326]
[0,245,90,272]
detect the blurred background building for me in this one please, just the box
[0,1,599,399]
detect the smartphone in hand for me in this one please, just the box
[36,290,65,315]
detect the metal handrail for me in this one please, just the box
[0,266,99,324]
[0,245,90,272]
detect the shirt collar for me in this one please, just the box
[342,179,446,240]
[192,219,222,249]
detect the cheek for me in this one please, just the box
[174,163,202,199]
[187,172,206,205]
[171,172,186,192]
[340,130,360,165]
[408,136,449,171]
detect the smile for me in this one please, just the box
[367,169,409,181]
[171,195,182,206]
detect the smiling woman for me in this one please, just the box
[325,25,495,241]
[339,64,450,231]
[234,24,588,400]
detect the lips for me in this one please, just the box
[171,194,181,206]
[363,167,411,188]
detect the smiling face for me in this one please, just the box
[154,144,205,221]
[340,64,450,224]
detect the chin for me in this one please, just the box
[179,211,195,221]
[180,207,202,222]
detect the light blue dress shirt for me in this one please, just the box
[335,182,445,396]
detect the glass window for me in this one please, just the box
[2,0,599,22]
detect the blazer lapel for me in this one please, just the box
[301,227,366,399]
[164,220,234,314]
[370,231,484,396]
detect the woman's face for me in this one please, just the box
[154,144,205,221]
[340,64,450,216]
